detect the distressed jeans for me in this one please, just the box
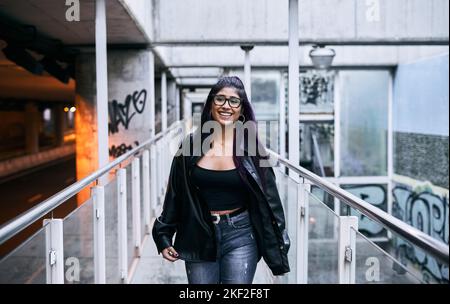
[185,209,259,284]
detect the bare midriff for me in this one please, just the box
[210,207,242,215]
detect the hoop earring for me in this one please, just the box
[238,114,246,123]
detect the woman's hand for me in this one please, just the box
[162,246,179,262]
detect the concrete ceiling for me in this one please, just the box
[0,0,153,102]
[0,0,448,85]
[0,0,147,46]
[0,52,75,102]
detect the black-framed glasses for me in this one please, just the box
[213,94,242,108]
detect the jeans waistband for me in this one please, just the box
[210,207,247,224]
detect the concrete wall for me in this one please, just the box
[153,0,449,43]
[392,53,449,283]
[393,53,449,188]
[75,53,98,191]
[76,49,155,166]
[107,50,153,159]
[75,49,155,202]
[394,53,449,137]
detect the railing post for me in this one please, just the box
[156,141,162,204]
[132,158,141,257]
[161,137,165,190]
[142,150,151,234]
[92,185,106,284]
[165,134,169,181]
[159,141,164,202]
[297,179,310,284]
[150,144,158,213]
[163,137,168,193]
[117,168,128,283]
[44,219,64,284]
[338,216,358,284]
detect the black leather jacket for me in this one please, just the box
[152,131,291,276]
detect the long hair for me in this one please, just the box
[199,76,268,190]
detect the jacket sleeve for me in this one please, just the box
[151,155,182,254]
[264,166,291,254]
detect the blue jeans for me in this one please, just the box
[185,209,259,284]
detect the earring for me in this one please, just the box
[238,114,246,123]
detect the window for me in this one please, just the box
[340,71,389,176]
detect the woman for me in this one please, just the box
[152,76,290,284]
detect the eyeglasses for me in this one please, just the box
[213,94,242,108]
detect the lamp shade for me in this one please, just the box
[309,46,336,69]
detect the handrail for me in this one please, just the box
[268,150,449,265]
[0,121,184,245]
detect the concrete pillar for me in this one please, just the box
[75,53,98,204]
[25,101,39,154]
[167,79,177,126]
[154,77,162,134]
[54,104,65,146]
[107,50,154,157]
[175,86,180,121]
[288,0,300,180]
[241,45,254,101]
[75,50,156,203]
[149,51,155,137]
[95,0,109,185]
[279,73,286,159]
[161,71,167,131]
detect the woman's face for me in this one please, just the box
[210,87,242,126]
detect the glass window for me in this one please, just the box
[252,72,281,153]
[299,70,335,114]
[339,71,389,176]
[250,71,280,122]
[300,122,335,177]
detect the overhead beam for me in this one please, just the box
[151,38,449,47]
[155,45,449,68]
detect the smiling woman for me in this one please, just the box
[152,76,291,284]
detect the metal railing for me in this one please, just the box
[0,120,186,284]
[268,150,449,266]
[0,119,447,284]
[0,122,184,246]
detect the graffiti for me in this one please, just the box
[109,141,139,158]
[392,185,449,283]
[299,70,334,110]
[341,184,388,237]
[108,89,147,135]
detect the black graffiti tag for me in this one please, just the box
[109,89,147,134]
[109,141,140,158]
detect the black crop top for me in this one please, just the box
[191,164,249,211]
